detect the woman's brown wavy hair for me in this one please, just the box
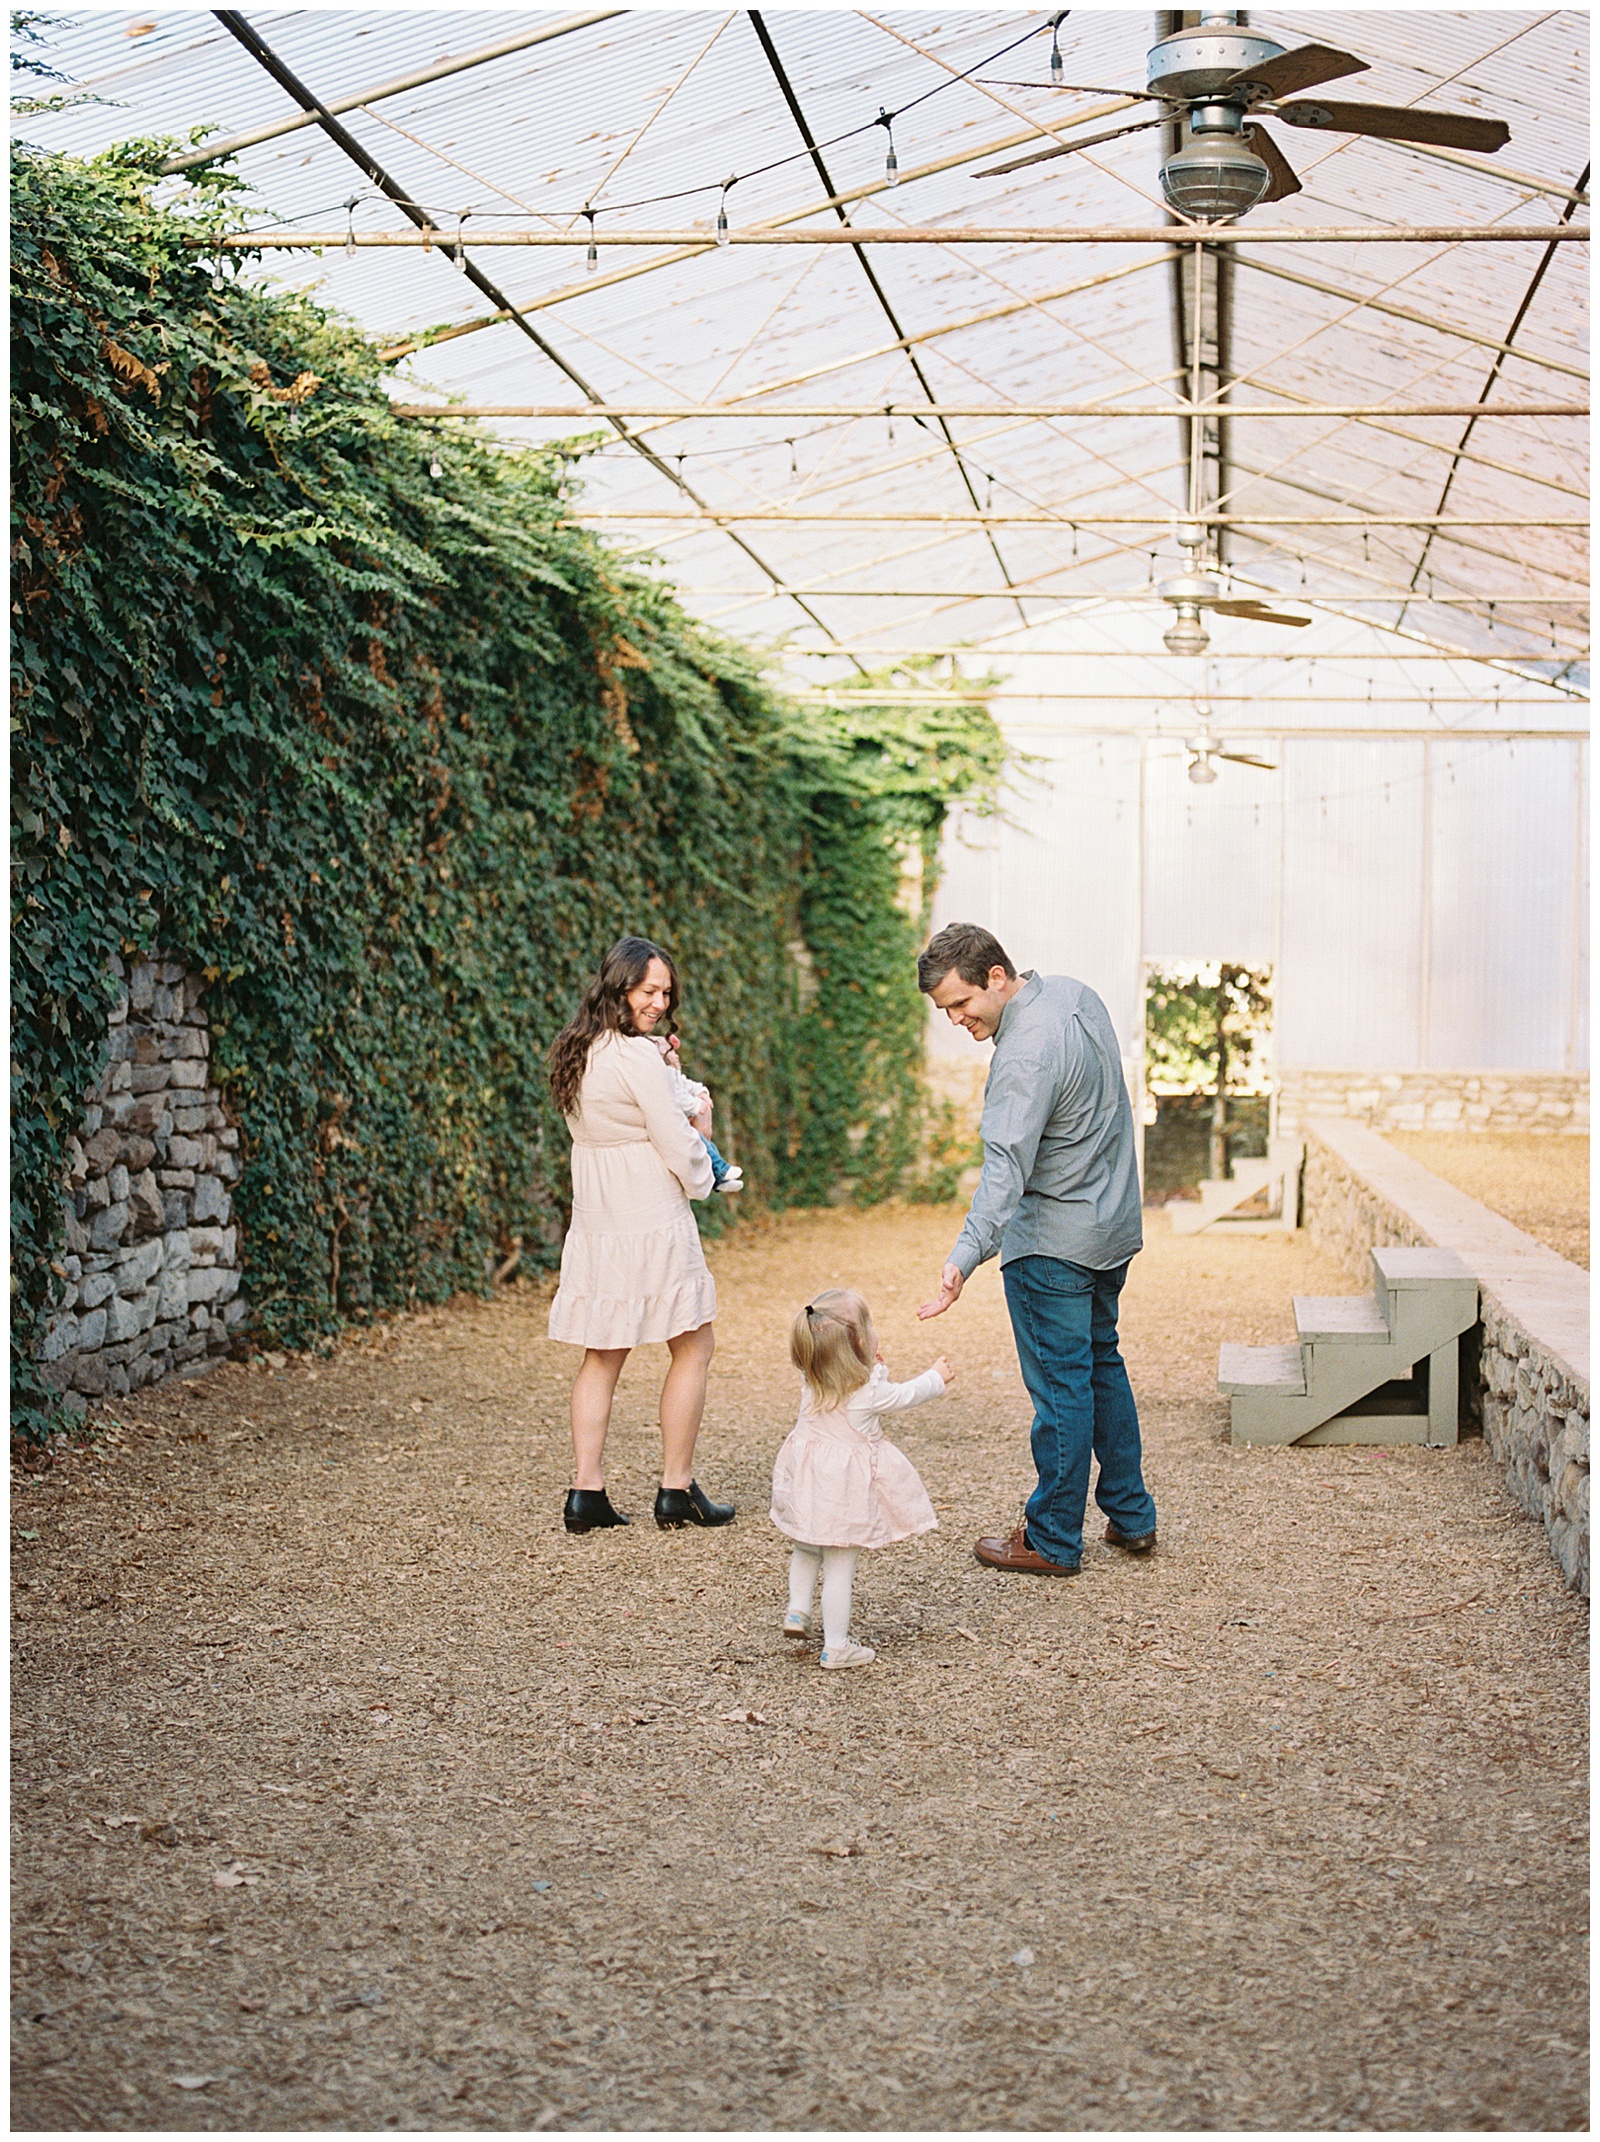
[548,935,680,1118]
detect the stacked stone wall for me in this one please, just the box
[1278,1067,1587,1137]
[1303,1132,1589,1595]
[1475,1299,1590,1599]
[38,958,245,1408]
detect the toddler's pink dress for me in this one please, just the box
[770,1364,942,1550]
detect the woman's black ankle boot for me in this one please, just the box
[654,1480,736,1530]
[563,1488,630,1534]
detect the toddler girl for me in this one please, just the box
[771,1287,951,1669]
[651,1031,742,1193]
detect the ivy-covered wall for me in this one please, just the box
[11,147,1002,1437]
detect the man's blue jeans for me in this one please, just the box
[1001,1254,1156,1568]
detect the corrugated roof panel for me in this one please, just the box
[13,7,1587,677]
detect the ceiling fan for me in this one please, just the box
[1160,526,1310,657]
[1185,703,1277,785]
[977,11,1513,220]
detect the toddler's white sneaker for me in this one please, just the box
[782,1609,811,1640]
[716,1166,744,1195]
[819,1642,876,1670]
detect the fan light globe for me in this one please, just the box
[1187,752,1220,786]
[1160,132,1271,221]
[1163,605,1211,658]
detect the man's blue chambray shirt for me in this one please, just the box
[950,970,1144,1279]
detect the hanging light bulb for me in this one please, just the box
[717,176,735,246]
[343,194,359,257]
[878,107,899,187]
[429,455,443,480]
[584,208,597,274]
[454,208,469,272]
[1049,12,1065,83]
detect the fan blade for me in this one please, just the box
[1243,122,1303,203]
[1224,43,1369,102]
[1274,100,1511,153]
[1219,751,1279,771]
[975,116,1167,178]
[1213,600,1312,628]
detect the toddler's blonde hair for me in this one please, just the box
[790,1286,878,1409]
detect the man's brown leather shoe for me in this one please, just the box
[974,1525,1080,1577]
[1104,1522,1157,1555]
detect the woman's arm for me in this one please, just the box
[614,1039,716,1199]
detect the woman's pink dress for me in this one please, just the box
[547,1032,716,1350]
[770,1364,942,1550]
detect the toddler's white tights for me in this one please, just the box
[788,1545,859,1648]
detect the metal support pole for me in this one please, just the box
[1272,732,1287,1144]
[1135,738,1149,1196]
[570,510,1588,527]
[213,225,1595,248]
[391,401,1588,419]
[1418,738,1433,1070]
[1570,742,1587,1075]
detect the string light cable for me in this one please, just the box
[232,16,1062,241]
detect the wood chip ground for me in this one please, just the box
[11,1205,1589,2130]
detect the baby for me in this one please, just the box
[651,1032,742,1194]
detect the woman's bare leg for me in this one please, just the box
[571,1347,629,1490]
[659,1322,715,1489]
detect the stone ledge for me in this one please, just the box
[1307,1118,1588,1387]
[1305,1117,1589,1594]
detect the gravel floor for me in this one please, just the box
[1384,1133,1590,1270]
[11,1204,1589,2132]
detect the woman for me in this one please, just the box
[547,936,735,1534]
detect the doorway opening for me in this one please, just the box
[1143,961,1273,1206]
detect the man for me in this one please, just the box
[916,921,1157,1576]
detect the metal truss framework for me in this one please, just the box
[33,6,1589,693]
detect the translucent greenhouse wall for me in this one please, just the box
[928,727,1589,1085]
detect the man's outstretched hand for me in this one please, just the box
[918,1263,965,1321]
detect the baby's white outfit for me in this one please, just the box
[770,1363,942,1550]
[659,1060,712,1120]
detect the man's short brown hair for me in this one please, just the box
[917,921,1016,994]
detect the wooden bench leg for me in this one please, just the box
[1426,1337,1460,1448]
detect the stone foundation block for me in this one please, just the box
[192,1176,232,1224]
[70,1351,111,1396]
[79,1270,115,1311]
[89,1201,131,1251]
[36,955,247,1407]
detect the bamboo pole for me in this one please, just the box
[566,511,1586,527]
[391,401,1586,420]
[211,223,1593,249]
